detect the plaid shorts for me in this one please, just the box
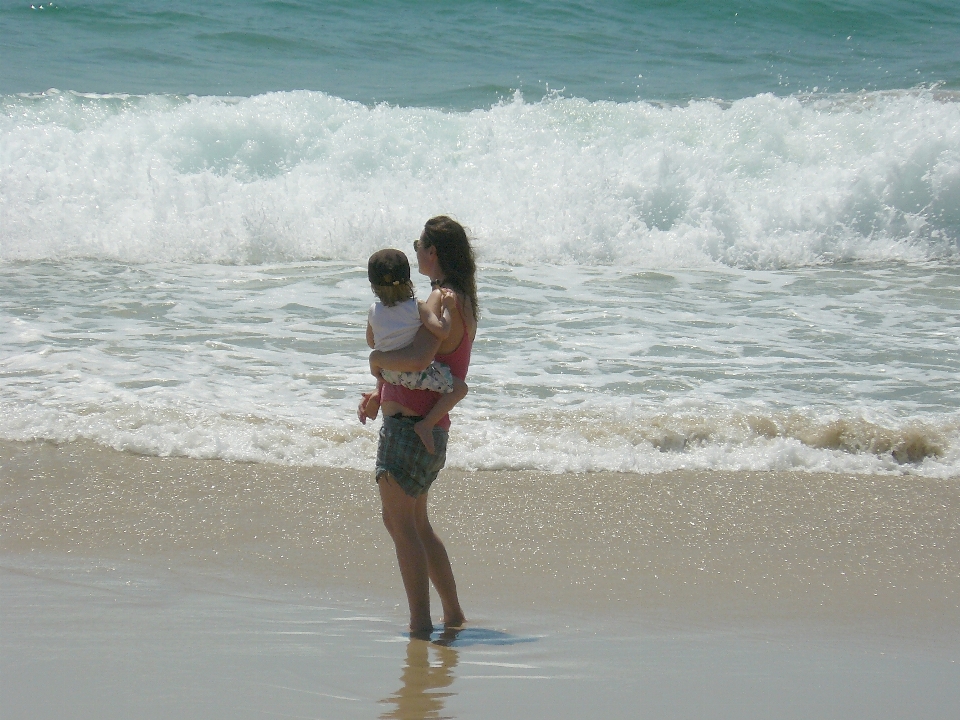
[376,414,448,498]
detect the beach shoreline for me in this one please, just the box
[4,439,960,718]
[4,439,958,635]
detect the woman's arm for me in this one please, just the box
[369,288,471,373]
[370,288,446,373]
[369,325,441,373]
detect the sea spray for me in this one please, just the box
[3,89,958,267]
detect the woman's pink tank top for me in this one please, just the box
[380,302,473,430]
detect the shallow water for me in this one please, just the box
[3,260,958,475]
[5,560,958,720]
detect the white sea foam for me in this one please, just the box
[3,391,957,477]
[3,89,958,476]
[2,89,958,268]
[2,261,958,476]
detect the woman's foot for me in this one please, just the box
[409,617,435,639]
[409,625,434,640]
[414,419,436,454]
[442,613,466,629]
[434,624,465,646]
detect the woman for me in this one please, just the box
[358,216,478,636]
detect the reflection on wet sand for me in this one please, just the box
[379,630,461,720]
[378,627,540,719]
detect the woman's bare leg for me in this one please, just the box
[414,493,466,627]
[378,473,433,634]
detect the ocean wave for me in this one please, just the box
[3,400,957,478]
[463,409,954,472]
[2,88,959,269]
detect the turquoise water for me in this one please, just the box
[3,1,959,106]
[2,1,959,475]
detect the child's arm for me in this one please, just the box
[366,320,383,377]
[418,290,455,340]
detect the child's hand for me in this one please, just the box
[440,289,457,311]
[357,391,380,424]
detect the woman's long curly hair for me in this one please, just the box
[420,216,479,323]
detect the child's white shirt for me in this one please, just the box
[368,299,421,351]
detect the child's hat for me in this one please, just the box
[368,248,410,286]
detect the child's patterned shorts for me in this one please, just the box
[380,361,454,393]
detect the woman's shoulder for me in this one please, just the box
[441,291,476,350]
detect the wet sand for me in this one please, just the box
[3,440,960,718]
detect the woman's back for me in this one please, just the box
[435,294,474,380]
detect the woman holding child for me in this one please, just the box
[358,216,478,636]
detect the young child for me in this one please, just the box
[365,248,468,453]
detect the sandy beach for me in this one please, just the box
[3,440,959,718]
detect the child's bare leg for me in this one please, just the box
[414,379,468,454]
